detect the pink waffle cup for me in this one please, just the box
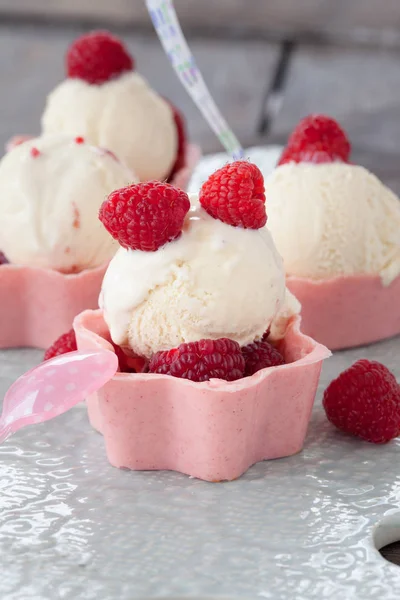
[0,263,107,349]
[74,309,330,482]
[286,273,400,351]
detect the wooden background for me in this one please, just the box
[2,1,400,42]
[1,0,400,568]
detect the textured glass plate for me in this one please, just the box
[1,148,400,600]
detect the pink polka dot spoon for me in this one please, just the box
[0,349,118,443]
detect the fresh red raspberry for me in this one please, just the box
[278,114,351,166]
[99,181,190,252]
[323,359,400,444]
[149,338,245,382]
[199,161,267,229]
[261,327,271,342]
[0,251,8,265]
[66,30,133,85]
[165,101,187,182]
[44,329,77,361]
[110,341,146,373]
[242,340,285,376]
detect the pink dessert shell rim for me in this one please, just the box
[286,271,400,350]
[0,261,107,279]
[73,309,332,389]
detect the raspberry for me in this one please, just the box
[66,30,133,85]
[166,101,187,181]
[99,181,190,252]
[149,338,245,382]
[278,114,351,166]
[242,340,285,376]
[261,327,271,342]
[0,251,8,265]
[44,329,77,361]
[323,359,400,444]
[199,161,266,229]
[110,341,146,373]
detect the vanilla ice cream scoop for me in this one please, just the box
[42,71,178,182]
[265,162,400,286]
[100,199,287,358]
[0,134,136,272]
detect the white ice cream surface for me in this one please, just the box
[100,198,286,358]
[0,134,135,272]
[42,72,177,182]
[265,162,400,285]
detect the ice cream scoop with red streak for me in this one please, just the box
[265,115,400,350]
[72,161,330,481]
[0,134,136,348]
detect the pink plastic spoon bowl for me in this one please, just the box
[0,349,118,443]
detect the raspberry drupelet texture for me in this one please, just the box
[99,181,191,252]
[323,359,400,444]
[44,329,77,360]
[66,30,134,85]
[149,338,245,382]
[199,160,267,229]
[278,114,351,166]
[242,340,285,376]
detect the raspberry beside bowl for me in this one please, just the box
[74,309,331,482]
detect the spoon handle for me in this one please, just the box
[146,0,244,160]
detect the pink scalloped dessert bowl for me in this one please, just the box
[287,273,400,351]
[74,309,330,482]
[0,263,108,349]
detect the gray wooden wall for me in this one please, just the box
[2,1,400,43]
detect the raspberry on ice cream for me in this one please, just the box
[323,360,400,444]
[99,181,190,252]
[278,114,351,166]
[42,30,181,182]
[200,161,267,229]
[66,30,134,84]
